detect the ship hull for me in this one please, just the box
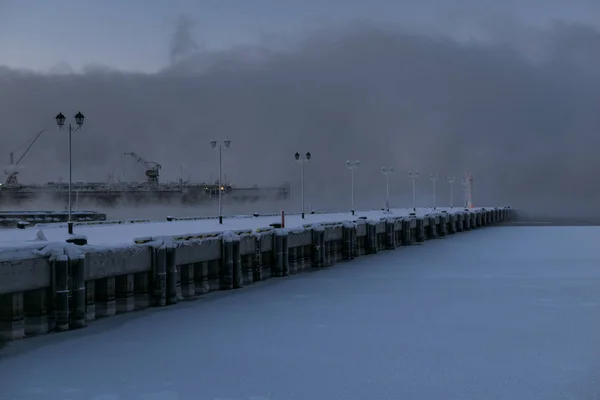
[0,185,290,208]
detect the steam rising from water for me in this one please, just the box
[1,19,600,219]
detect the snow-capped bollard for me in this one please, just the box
[151,247,167,307]
[69,258,86,329]
[165,246,178,305]
[53,258,69,332]
[0,292,24,340]
[16,220,29,229]
[66,235,87,246]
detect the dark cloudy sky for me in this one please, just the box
[1,0,599,217]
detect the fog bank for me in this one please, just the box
[1,21,600,216]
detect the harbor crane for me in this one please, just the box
[123,152,162,184]
[4,129,47,187]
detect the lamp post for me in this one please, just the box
[461,178,468,208]
[55,111,85,235]
[294,152,311,219]
[408,170,419,212]
[346,160,359,215]
[446,176,455,208]
[429,173,439,210]
[210,137,231,224]
[381,167,393,211]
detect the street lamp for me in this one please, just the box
[461,178,468,208]
[446,176,456,208]
[210,137,231,224]
[408,170,419,212]
[381,167,393,211]
[429,174,439,210]
[294,152,311,219]
[55,111,85,235]
[346,160,359,215]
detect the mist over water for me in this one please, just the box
[2,15,600,219]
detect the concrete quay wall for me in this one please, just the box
[0,207,511,341]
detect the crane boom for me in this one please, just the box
[123,152,162,184]
[4,129,47,187]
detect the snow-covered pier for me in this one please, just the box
[0,207,511,341]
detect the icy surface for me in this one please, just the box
[0,207,476,246]
[3,226,594,400]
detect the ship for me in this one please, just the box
[1,132,290,207]
[0,180,290,207]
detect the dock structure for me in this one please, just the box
[0,206,511,341]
